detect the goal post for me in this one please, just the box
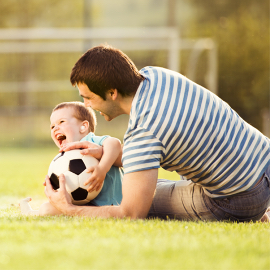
[0,27,217,93]
[0,27,218,145]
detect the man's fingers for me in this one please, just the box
[81,148,98,156]
[60,141,90,152]
[44,176,53,198]
[43,175,50,186]
[59,141,103,160]
[81,148,103,160]
[58,174,67,191]
[80,149,90,155]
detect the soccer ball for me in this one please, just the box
[48,149,103,205]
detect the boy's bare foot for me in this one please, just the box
[20,197,38,215]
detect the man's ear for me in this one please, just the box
[80,120,89,134]
[107,89,118,100]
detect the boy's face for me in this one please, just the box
[50,107,85,148]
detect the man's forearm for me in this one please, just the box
[45,169,157,220]
[61,204,126,219]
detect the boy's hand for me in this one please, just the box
[59,141,103,160]
[84,165,106,192]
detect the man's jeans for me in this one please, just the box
[148,165,270,222]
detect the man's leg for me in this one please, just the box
[210,175,270,222]
[148,175,270,222]
[147,179,218,221]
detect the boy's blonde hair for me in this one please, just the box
[52,101,97,133]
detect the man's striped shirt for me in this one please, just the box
[122,66,270,198]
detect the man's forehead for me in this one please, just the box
[77,83,92,96]
[77,82,89,90]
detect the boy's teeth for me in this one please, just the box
[57,134,66,140]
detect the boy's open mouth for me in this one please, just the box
[56,134,66,146]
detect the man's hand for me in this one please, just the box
[44,174,74,214]
[60,141,103,160]
[44,169,158,219]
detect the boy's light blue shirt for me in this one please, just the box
[81,132,123,206]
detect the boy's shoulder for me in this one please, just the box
[81,132,110,146]
[81,132,95,142]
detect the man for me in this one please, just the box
[45,45,270,221]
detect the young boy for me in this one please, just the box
[20,101,123,216]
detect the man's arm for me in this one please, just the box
[59,141,122,167]
[45,168,158,219]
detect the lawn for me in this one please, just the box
[0,148,269,270]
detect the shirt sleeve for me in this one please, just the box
[81,132,110,146]
[122,127,164,174]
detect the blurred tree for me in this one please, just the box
[0,0,83,27]
[0,1,85,111]
[167,0,176,27]
[187,0,269,131]
[0,0,268,145]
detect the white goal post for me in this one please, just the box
[0,27,217,94]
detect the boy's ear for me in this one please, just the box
[107,89,118,100]
[80,121,89,133]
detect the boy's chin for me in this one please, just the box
[60,141,67,148]
[56,140,67,149]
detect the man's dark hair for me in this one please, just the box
[70,45,145,100]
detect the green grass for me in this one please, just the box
[0,148,270,270]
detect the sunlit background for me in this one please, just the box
[0,0,269,148]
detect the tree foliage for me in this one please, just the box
[187,0,269,130]
[0,0,268,136]
[0,0,84,27]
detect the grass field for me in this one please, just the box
[0,148,270,270]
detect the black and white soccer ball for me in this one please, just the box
[48,149,103,205]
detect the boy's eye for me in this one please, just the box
[51,125,55,129]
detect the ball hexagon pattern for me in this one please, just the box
[48,149,103,205]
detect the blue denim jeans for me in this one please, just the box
[147,165,270,222]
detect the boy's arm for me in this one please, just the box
[98,137,122,172]
[84,137,122,191]
[111,143,123,167]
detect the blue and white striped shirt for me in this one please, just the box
[122,66,270,198]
